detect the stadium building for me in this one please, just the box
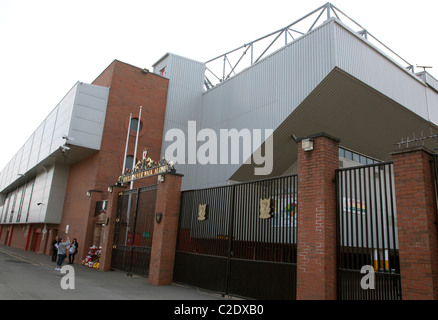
[1,3,437,300]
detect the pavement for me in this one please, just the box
[0,244,230,301]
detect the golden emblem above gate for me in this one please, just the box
[198,204,208,221]
[259,198,272,219]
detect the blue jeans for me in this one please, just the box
[56,254,66,267]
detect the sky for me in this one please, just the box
[0,0,437,171]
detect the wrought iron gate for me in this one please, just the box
[111,185,158,276]
[173,175,298,300]
[336,162,401,300]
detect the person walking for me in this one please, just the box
[68,238,79,264]
[51,236,59,262]
[55,236,70,271]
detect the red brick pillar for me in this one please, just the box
[99,186,122,272]
[296,133,340,300]
[148,173,183,285]
[392,147,438,300]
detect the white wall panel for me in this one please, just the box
[334,21,430,122]
[38,109,57,162]
[194,21,335,189]
[28,124,44,169]
[44,163,69,224]
[0,82,108,194]
[69,83,109,150]
[26,165,53,223]
[156,54,205,191]
[17,179,34,223]
[427,88,438,126]
[161,19,438,191]
[49,85,76,154]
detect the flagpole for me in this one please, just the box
[121,112,132,185]
[130,106,142,190]
[125,106,142,246]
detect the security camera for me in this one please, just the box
[62,135,74,141]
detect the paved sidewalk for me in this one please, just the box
[0,244,228,300]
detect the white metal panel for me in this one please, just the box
[160,21,336,189]
[334,20,430,122]
[36,109,55,163]
[44,162,69,224]
[418,72,438,93]
[427,88,438,126]
[192,21,335,189]
[18,142,30,176]
[4,156,15,189]
[0,82,108,194]
[28,123,44,169]
[152,53,169,77]
[0,192,12,222]
[17,179,34,223]
[0,170,4,195]
[68,82,109,150]
[49,84,76,154]
[158,54,205,191]
[26,165,53,223]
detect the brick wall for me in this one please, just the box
[148,173,183,285]
[296,133,339,300]
[59,60,169,262]
[392,147,438,300]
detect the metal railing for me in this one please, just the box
[174,174,298,299]
[336,162,401,300]
[204,2,414,90]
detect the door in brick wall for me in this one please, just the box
[111,184,158,276]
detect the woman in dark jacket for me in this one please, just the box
[51,236,58,262]
[68,238,79,264]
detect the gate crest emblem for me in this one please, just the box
[259,198,272,219]
[198,204,208,221]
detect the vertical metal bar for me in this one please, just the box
[285,28,288,46]
[348,169,353,269]
[383,164,391,273]
[388,164,399,273]
[358,167,364,269]
[225,184,235,296]
[378,165,385,272]
[364,167,370,269]
[354,168,359,270]
[127,188,140,276]
[373,165,381,272]
[223,55,226,81]
[335,169,341,298]
[338,170,344,270]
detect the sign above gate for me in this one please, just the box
[119,153,175,183]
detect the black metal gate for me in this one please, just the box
[111,185,158,276]
[173,175,297,300]
[336,162,401,300]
